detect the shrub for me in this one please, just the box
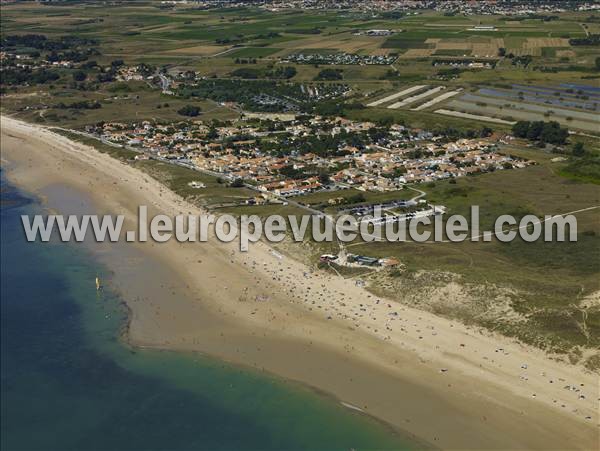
[177,105,201,117]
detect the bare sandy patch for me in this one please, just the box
[556,49,576,58]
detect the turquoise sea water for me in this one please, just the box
[0,175,413,450]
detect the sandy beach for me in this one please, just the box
[1,115,598,449]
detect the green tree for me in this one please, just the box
[318,171,331,185]
[573,142,586,157]
[207,127,218,139]
[348,193,366,204]
[177,105,201,117]
[526,121,545,140]
[512,121,530,138]
[315,68,343,80]
[539,121,568,145]
[72,70,86,82]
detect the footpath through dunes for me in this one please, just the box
[1,115,598,450]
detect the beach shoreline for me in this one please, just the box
[2,115,598,449]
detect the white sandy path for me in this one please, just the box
[411,90,461,111]
[388,86,445,109]
[367,85,427,107]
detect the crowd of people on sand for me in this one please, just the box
[223,247,597,425]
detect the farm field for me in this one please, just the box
[2,1,599,136]
[1,3,599,68]
[445,98,599,132]
[364,79,600,133]
[457,92,599,122]
[476,87,599,111]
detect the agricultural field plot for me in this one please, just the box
[458,93,600,122]
[476,87,599,112]
[424,37,505,58]
[546,83,600,96]
[365,84,471,117]
[227,47,283,58]
[398,48,435,58]
[378,11,594,64]
[443,99,599,133]
[0,5,397,63]
[274,32,392,55]
[164,44,231,56]
[555,49,576,58]
[507,37,572,57]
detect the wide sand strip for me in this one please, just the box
[1,116,598,449]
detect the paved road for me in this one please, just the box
[157,73,171,92]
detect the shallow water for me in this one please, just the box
[0,174,413,450]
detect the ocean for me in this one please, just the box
[0,174,412,450]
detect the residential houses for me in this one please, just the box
[87,116,532,199]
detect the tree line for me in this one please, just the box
[512,120,569,145]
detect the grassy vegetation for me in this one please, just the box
[346,157,600,353]
[559,156,600,184]
[53,130,140,161]
[1,83,238,128]
[133,160,256,207]
[228,47,282,58]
